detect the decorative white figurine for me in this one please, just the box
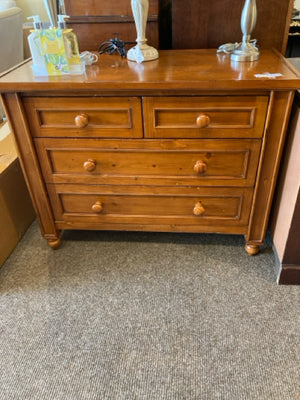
[127,0,159,63]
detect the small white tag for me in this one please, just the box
[254,72,283,79]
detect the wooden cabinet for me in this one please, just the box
[63,0,159,51]
[0,49,299,254]
[62,0,292,53]
[172,0,293,53]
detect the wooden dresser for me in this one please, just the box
[0,49,299,254]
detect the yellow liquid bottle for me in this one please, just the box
[57,14,85,74]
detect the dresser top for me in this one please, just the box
[0,49,299,93]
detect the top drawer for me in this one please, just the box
[23,97,143,138]
[143,96,269,139]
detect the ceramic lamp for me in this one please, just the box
[127,0,158,63]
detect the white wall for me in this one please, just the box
[15,0,48,21]
[295,0,300,9]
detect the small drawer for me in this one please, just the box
[143,96,269,138]
[48,184,253,231]
[34,138,261,187]
[23,97,143,138]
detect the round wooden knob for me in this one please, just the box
[194,160,207,174]
[193,201,205,216]
[196,114,210,128]
[75,113,89,128]
[83,159,96,172]
[91,201,103,213]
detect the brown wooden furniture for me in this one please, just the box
[63,0,159,51]
[172,0,293,54]
[0,49,299,254]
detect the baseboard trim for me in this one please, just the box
[272,242,300,285]
[278,264,300,285]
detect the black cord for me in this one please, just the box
[97,38,135,58]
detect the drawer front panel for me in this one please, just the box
[23,97,143,138]
[35,138,261,186]
[48,184,253,228]
[143,96,268,138]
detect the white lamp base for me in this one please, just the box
[127,42,159,63]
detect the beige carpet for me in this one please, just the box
[0,220,299,399]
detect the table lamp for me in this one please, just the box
[127,0,159,63]
[230,0,260,61]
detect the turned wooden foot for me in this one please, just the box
[47,238,61,250]
[245,244,260,256]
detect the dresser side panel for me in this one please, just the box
[2,93,59,240]
[246,91,295,244]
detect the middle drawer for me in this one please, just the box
[34,138,261,187]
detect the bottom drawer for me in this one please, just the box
[48,184,253,233]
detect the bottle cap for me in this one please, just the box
[27,15,42,30]
[57,14,70,29]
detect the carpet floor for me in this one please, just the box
[0,220,299,400]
